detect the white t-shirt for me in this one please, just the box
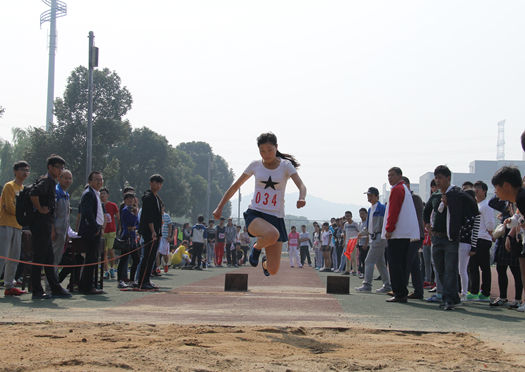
[299,232,310,247]
[477,198,495,242]
[321,230,331,246]
[243,159,297,218]
[344,221,360,242]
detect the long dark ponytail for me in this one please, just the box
[256,132,300,169]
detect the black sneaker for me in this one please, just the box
[32,292,52,300]
[249,249,261,267]
[261,256,270,277]
[139,283,156,290]
[52,287,72,298]
[442,302,456,311]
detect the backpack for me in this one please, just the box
[15,182,36,227]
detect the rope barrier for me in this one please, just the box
[0,239,153,269]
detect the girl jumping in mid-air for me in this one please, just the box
[213,132,307,276]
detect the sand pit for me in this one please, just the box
[1,322,523,371]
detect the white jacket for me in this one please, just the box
[381,183,420,240]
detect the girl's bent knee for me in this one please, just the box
[269,230,280,243]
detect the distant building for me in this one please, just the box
[418,159,525,202]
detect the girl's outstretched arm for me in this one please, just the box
[213,173,251,219]
[291,173,307,209]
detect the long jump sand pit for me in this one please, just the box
[1,322,523,372]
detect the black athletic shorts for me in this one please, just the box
[243,209,288,242]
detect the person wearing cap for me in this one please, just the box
[355,187,392,293]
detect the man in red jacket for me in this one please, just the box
[382,167,420,303]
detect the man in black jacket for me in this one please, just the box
[492,166,525,216]
[78,171,105,295]
[137,174,164,290]
[424,165,479,310]
[30,155,72,299]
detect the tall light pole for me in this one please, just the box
[206,155,212,219]
[237,189,241,224]
[496,120,505,161]
[86,31,98,182]
[40,0,67,131]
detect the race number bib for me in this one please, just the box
[105,213,112,223]
[253,187,281,210]
[289,238,298,245]
[219,233,225,239]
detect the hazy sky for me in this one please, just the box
[1,1,524,206]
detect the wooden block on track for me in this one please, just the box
[224,273,248,292]
[326,275,349,294]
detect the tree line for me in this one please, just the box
[0,66,233,220]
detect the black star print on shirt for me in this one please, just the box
[261,176,279,190]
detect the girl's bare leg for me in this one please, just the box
[247,218,280,250]
[323,251,332,269]
[351,250,358,272]
[263,241,283,275]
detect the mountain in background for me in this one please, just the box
[230,192,365,221]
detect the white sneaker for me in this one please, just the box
[517,302,525,312]
[355,285,372,293]
[375,286,391,294]
[117,281,129,289]
[460,294,467,302]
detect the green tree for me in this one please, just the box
[0,140,14,184]
[15,128,57,182]
[110,127,192,215]
[50,66,132,195]
[54,66,132,124]
[176,141,234,220]
[0,129,37,186]
[2,67,236,222]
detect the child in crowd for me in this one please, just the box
[312,222,322,270]
[100,188,119,280]
[239,226,251,265]
[288,226,301,268]
[190,216,207,270]
[299,225,312,267]
[357,208,369,279]
[157,205,172,274]
[343,212,360,275]
[118,193,139,288]
[233,225,242,267]
[320,222,332,272]
[172,240,191,268]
